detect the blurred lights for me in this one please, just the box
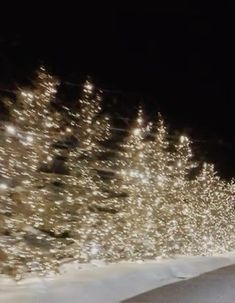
[5,125,16,135]
[0,68,234,280]
[0,183,8,190]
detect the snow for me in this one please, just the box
[1,252,235,303]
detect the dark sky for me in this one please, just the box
[0,4,234,177]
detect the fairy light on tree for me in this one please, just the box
[102,107,159,260]
[158,134,198,255]
[23,78,111,266]
[0,68,234,277]
[67,79,110,165]
[0,67,70,277]
[190,163,235,255]
[58,79,112,261]
[1,67,62,181]
[143,114,174,256]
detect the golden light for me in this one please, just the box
[0,67,234,279]
[5,125,16,135]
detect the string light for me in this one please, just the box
[0,183,8,190]
[66,127,72,133]
[47,155,53,162]
[0,68,234,279]
[5,125,16,135]
[26,135,33,143]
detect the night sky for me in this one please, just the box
[0,4,234,177]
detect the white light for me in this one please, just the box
[180,135,188,143]
[27,93,33,99]
[133,128,141,136]
[146,123,152,132]
[6,125,16,135]
[157,181,163,187]
[0,183,8,190]
[55,200,62,205]
[90,243,99,255]
[84,82,93,92]
[22,180,30,185]
[155,198,161,205]
[141,177,148,184]
[26,135,33,143]
[45,121,53,128]
[129,170,136,177]
[47,155,53,162]
[67,197,73,203]
[66,127,72,133]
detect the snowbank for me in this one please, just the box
[1,252,235,303]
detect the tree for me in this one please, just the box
[52,79,112,262]
[0,67,72,277]
[100,108,159,260]
[190,163,235,254]
[1,67,61,181]
[0,69,235,277]
[154,134,197,256]
[143,114,175,256]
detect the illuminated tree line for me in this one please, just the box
[0,67,234,278]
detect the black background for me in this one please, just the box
[0,3,234,178]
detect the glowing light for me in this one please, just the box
[180,135,188,143]
[0,67,234,280]
[133,128,141,136]
[0,183,8,190]
[84,81,93,92]
[26,135,33,143]
[47,155,53,162]
[5,125,16,135]
[45,121,53,128]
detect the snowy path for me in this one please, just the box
[123,264,235,303]
[1,253,235,303]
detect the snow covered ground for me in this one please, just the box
[1,252,235,303]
